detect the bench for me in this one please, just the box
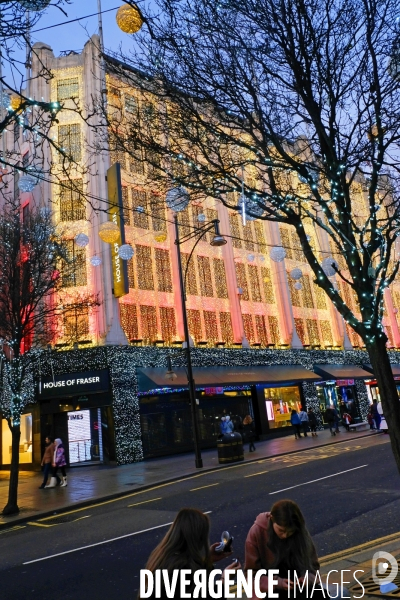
[349,421,369,432]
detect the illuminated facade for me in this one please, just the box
[1,36,399,467]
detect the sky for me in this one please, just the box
[4,0,140,85]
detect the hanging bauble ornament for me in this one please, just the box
[290,268,303,280]
[237,194,264,221]
[98,221,119,243]
[248,254,255,262]
[321,257,338,276]
[19,0,51,10]
[264,276,270,283]
[116,4,143,34]
[18,174,37,192]
[75,233,89,248]
[90,255,102,266]
[306,234,311,242]
[270,246,286,263]
[1,92,10,109]
[9,95,22,111]
[294,282,303,290]
[135,206,144,213]
[259,255,265,262]
[197,213,206,222]
[154,232,167,243]
[166,187,190,212]
[118,244,134,260]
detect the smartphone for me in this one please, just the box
[215,530,234,553]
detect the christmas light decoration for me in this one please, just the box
[118,244,134,260]
[1,93,10,109]
[99,221,119,243]
[18,174,37,193]
[116,3,143,34]
[166,187,190,212]
[248,254,255,262]
[19,0,50,10]
[154,232,167,243]
[9,95,22,111]
[197,213,206,222]
[75,233,89,248]
[294,281,303,290]
[270,246,286,263]
[90,255,102,266]
[290,268,303,280]
[237,195,264,221]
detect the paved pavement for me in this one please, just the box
[319,532,400,599]
[0,428,382,529]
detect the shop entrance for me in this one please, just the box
[67,408,103,464]
[139,389,253,458]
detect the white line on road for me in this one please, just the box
[22,511,212,565]
[269,465,368,495]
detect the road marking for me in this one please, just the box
[27,522,58,528]
[22,511,212,565]
[320,529,400,566]
[127,497,162,508]
[0,525,26,534]
[190,483,219,491]
[244,471,268,478]
[34,437,377,521]
[269,465,368,495]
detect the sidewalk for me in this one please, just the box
[0,428,383,529]
[319,531,400,599]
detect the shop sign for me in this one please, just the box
[38,369,109,399]
[107,163,129,298]
[204,387,224,395]
[336,379,355,386]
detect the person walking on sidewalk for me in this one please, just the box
[290,409,302,439]
[342,412,353,432]
[39,437,54,489]
[243,414,256,452]
[372,400,381,431]
[325,406,336,435]
[298,408,309,437]
[307,408,318,437]
[46,438,68,488]
[225,415,234,433]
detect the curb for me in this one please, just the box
[0,430,382,530]
[319,530,400,567]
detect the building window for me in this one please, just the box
[287,272,302,307]
[255,315,268,345]
[181,253,198,296]
[60,240,87,287]
[136,245,154,290]
[187,309,202,342]
[63,305,89,341]
[57,77,79,101]
[220,312,233,344]
[243,314,255,344]
[235,263,249,301]
[22,152,29,168]
[120,303,138,341]
[306,319,320,346]
[229,213,242,249]
[197,256,213,297]
[204,311,218,343]
[148,192,166,232]
[261,267,275,304]
[294,318,307,345]
[58,123,82,162]
[127,257,135,288]
[155,249,172,292]
[320,320,333,346]
[124,94,137,114]
[213,258,228,299]
[248,265,262,302]
[59,180,85,221]
[140,305,158,342]
[132,190,149,229]
[302,275,315,308]
[122,187,130,226]
[160,306,176,343]
[268,316,279,344]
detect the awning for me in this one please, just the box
[137,365,321,393]
[313,364,372,380]
[362,364,400,377]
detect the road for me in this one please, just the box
[1,434,398,599]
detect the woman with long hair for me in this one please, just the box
[141,508,238,599]
[245,500,319,598]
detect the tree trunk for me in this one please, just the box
[2,424,21,516]
[368,337,400,474]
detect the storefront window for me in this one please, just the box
[366,380,400,404]
[264,386,302,429]
[316,381,360,423]
[1,413,33,464]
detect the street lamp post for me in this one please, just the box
[173,214,226,469]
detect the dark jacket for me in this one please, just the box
[243,422,255,442]
[307,411,317,426]
[325,408,335,423]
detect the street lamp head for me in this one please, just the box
[210,220,227,247]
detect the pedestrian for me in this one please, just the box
[339,401,347,419]
[332,406,341,433]
[290,409,302,439]
[371,400,381,431]
[367,408,375,430]
[298,408,309,437]
[225,415,234,433]
[342,412,352,432]
[220,416,227,435]
[39,436,54,489]
[377,401,388,433]
[46,438,68,488]
[243,414,256,452]
[244,499,320,599]
[307,408,318,437]
[140,508,239,600]
[324,406,336,436]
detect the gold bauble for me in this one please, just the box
[264,277,270,283]
[99,221,120,243]
[116,4,143,34]
[10,95,22,111]
[154,232,167,243]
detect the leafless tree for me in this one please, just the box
[0,198,98,515]
[99,0,400,470]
